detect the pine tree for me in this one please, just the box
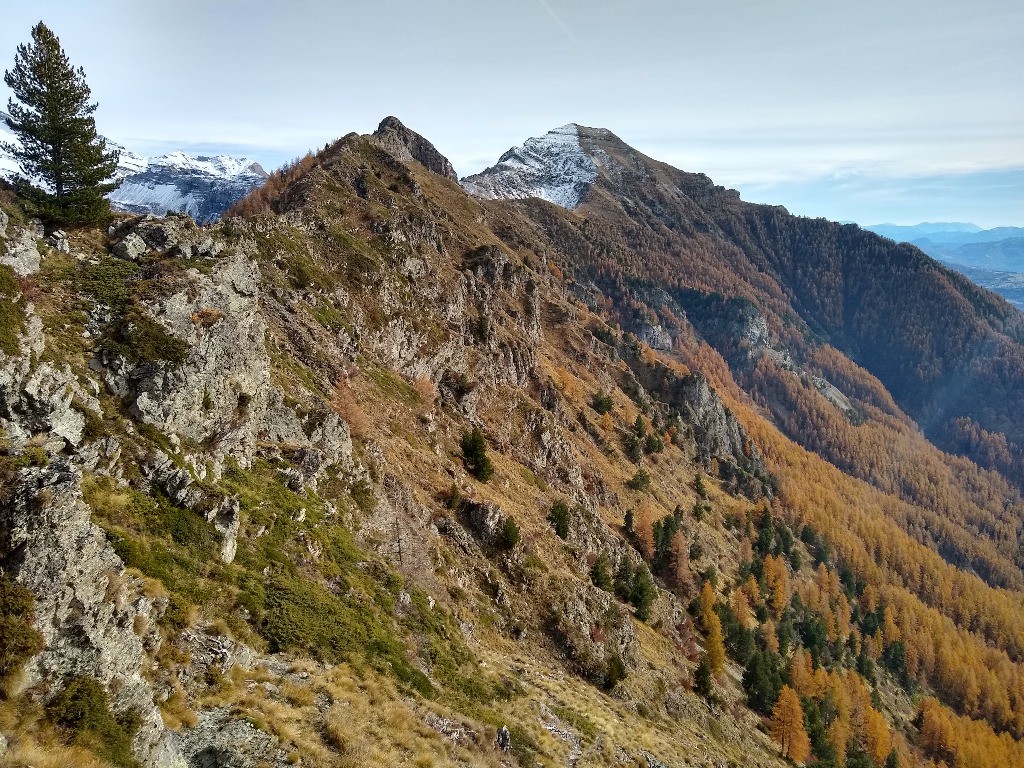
[770,685,811,764]
[460,426,494,481]
[630,565,657,622]
[3,22,119,225]
[694,652,714,698]
[549,499,570,539]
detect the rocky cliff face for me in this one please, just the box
[372,116,458,182]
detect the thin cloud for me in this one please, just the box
[534,0,581,47]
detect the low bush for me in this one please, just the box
[0,574,45,679]
[47,676,141,768]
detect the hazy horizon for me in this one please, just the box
[2,0,1022,227]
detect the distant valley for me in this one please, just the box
[865,222,1024,309]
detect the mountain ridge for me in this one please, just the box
[3,116,1024,768]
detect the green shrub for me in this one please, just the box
[643,433,664,454]
[48,676,142,768]
[548,500,570,539]
[626,469,651,492]
[349,479,377,514]
[460,427,494,482]
[590,391,614,415]
[0,574,45,679]
[497,516,520,551]
[102,309,190,366]
[0,265,26,356]
[76,257,139,312]
[258,576,434,698]
[590,551,612,592]
[693,474,708,499]
[605,653,627,689]
[614,559,633,602]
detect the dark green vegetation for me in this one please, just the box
[548,499,571,539]
[47,676,141,768]
[86,460,512,712]
[460,426,494,482]
[3,22,119,225]
[0,264,26,355]
[51,254,192,366]
[0,573,45,679]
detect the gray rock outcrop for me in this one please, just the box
[372,116,458,182]
[1,460,184,768]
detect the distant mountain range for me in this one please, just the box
[0,112,267,223]
[108,147,267,224]
[864,222,1024,308]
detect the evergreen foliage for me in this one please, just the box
[742,648,784,715]
[590,551,613,591]
[460,426,494,481]
[497,516,520,550]
[3,22,119,225]
[548,499,570,539]
[590,390,614,415]
[694,652,714,698]
[47,676,142,768]
[630,564,657,621]
[0,572,44,679]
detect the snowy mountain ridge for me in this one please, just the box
[461,123,600,209]
[107,144,267,224]
[0,112,267,223]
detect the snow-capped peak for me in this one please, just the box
[1,124,269,223]
[110,147,267,182]
[461,123,598,209]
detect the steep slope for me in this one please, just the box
[0,132,786,768]
[467,125,1024,482]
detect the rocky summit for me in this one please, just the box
[2,117,1024,768]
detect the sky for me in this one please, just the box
[1,0,1022,227]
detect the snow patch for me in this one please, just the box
[461,124,598,209]
[0,117,266,222]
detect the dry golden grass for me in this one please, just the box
[161,685,198,730]
[330,381,370,437]
[412,374,438,409]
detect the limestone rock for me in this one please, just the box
[372,116,458,181]
[113,231,150,261]
[0,225,41,275]
[1,459,184,768]
[179,707,289,768]
[208,496,240,564]
[0,305,99,453]
[46,229,70,253]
